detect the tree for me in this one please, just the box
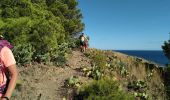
[162,32,170,62]
[0,0,84,64]
[162,33,170,99]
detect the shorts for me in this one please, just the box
[80,41,85,46]
[84,42,88,48]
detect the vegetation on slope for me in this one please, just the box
[0,0,167,99]
[74,78,134,100]
[0,0,83,65]
[162,33,170,99]
[73,49,165,100]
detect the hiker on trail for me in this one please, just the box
[79,33,88,52]
[0,35,18,100]
[84,36,89,50]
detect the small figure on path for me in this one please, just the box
[79,33,88,52]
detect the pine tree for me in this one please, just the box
[0,0,84,63]
[162,33,170,62]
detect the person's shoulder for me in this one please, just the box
[1,46,12,53]
[2,46,11,50]
[0,46,12,59]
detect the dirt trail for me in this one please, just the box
[12,50,91,100]
[67,50,91,69]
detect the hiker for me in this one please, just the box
[84,36,89,50]
[0,35,18,100]
[79,33,88,52]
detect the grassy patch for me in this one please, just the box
[74,78,134,100]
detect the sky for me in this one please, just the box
[78,0,170,50]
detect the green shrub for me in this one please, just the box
[67,37,80,49]
[34,52,51,64]
[32,42,71,66]
[0,0,84,65]
[87,50,107,72]
[118,62,129,77]
[81,65,102,80]
[12,41,72,66]
[13,43,35,65]
[74,78,134,100]
[65,76,81,88]
[127,79,148,100]
[128,80,147,91]
[51,42,71,66]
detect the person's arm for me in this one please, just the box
[2,64,18,100]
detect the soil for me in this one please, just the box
[11,50,92,100]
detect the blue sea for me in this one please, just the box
[115,50,169,66]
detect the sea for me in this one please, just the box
[115,50,169,66]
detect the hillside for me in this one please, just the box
[11,49,165,100]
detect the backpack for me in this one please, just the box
[79,35,83,39]
[0,40,13,93]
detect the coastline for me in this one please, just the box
[113,50,168,66]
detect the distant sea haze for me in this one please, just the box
[115,50,169,66]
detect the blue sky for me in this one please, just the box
[78,0,170,50]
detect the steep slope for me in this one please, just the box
[11,50,92,100]
[11,49,165,100]
[84,49,165,99]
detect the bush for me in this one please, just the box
[0,0,84,65]
[51,42,71,66]
[66,37,80,49]
[86,50,107,72]
[34,52,51,64]
[64,76,81,88]
[74,78,134,100]
[13,43,35,65]
[12,41,74,66]
[81,65,102,80]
